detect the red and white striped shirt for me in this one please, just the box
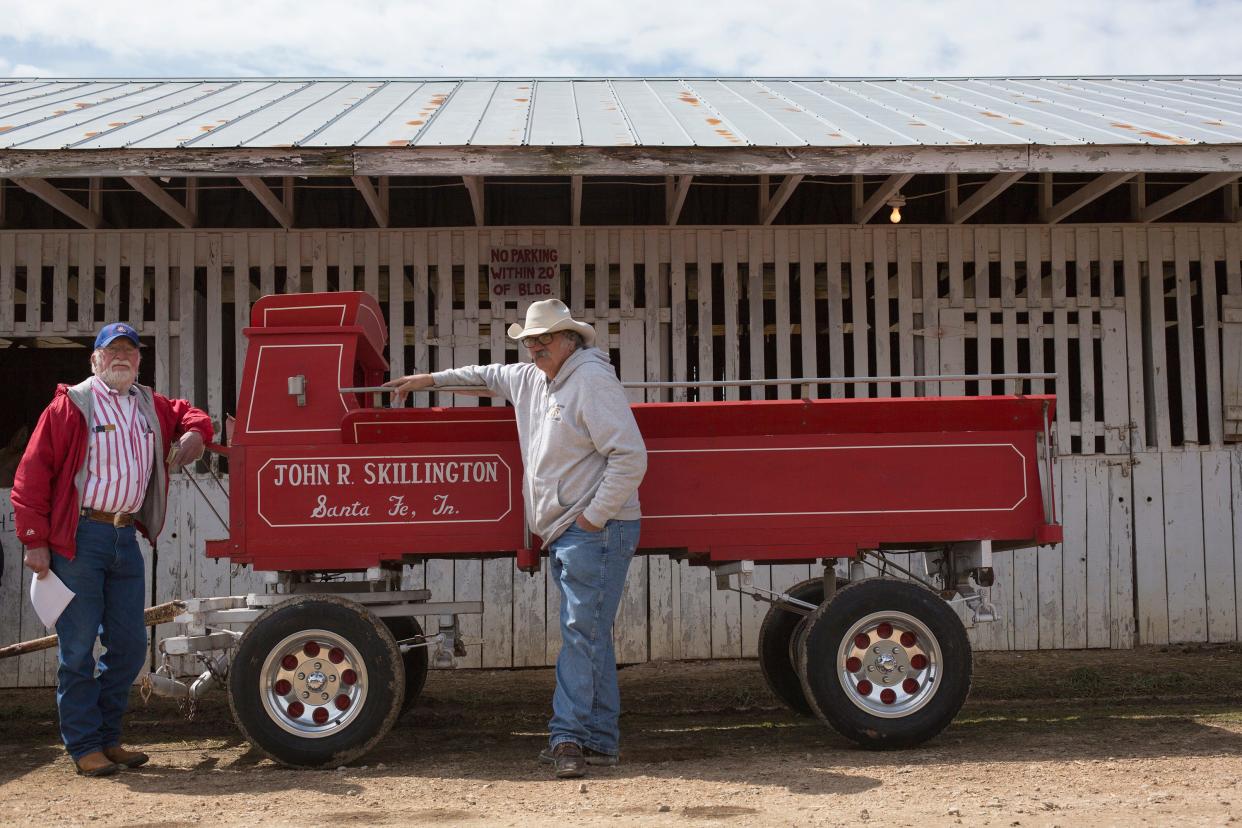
[82,376,155,514]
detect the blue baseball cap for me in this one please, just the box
[94,322,141,349]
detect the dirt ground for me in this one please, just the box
[1,645,1241,827]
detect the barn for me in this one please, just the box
[2,76,1241,687]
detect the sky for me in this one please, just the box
[0,0,1239,78]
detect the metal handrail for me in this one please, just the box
[340,372,1056,395]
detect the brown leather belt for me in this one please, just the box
[80,507,134,527]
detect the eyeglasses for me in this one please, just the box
[519,332,559,348]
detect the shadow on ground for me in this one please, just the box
[3,645,1241,795]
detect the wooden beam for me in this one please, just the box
[350,175,389,228]
[570,175,583,226]
[854,174,912,225]
[11,177,103,229]
[1038,173,1053,222]
[1140,172,1241,223]
[1224,181,1240,223]
[1045,173,1136,224]
[4,144,1242,179]
[666,175,693,226]
[356,144,1242,176]
[946,173,958,217]
[758,174,770,218]
[463,175,484,226]
[89,178,102,216]
[949,172,1025,224]
[1130,173,1146,221]
[0,178,5,228]
[124,176,197,228]
[762,174,803,225]
[185,177,198,216]
[239,176,293,229]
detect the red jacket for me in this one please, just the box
[12,380,213,560]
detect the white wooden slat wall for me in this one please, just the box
[2,225,1242,684]
[11,224,1235,448]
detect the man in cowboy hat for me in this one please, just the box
[386,298,647,779]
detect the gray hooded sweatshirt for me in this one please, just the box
[431,347,646,546]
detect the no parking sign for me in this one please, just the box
[487,246,559,300]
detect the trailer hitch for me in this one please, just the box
[140,651,230,719]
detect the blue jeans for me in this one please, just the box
[50,519,148,760]
[547,518,639,757]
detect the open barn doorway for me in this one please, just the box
[0,336,157,486]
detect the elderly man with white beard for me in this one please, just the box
[12,322,213,777]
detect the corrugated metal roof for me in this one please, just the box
[0,77,1240,151]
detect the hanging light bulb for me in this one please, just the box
[887,194,906,224]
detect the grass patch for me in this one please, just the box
[1065,667,1105,694]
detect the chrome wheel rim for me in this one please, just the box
[259,629,369,738]
[836,610,941,718]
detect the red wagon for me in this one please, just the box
[151,291,1062,767]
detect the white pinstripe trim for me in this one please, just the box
[263,303,347,326]
[244,343,349,435]
[254,453,514,529]
[643,442,1029,519]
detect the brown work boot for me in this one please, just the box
[551,742,586,779]
[539,745,619,766]
[74,751,120,777]
[103,746,150,768]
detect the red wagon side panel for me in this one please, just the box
[207,292,1061,572]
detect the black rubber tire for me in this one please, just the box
[383,616,430,714]
[228,595,405,768]
[796,578,971,750]
[757,577,827,716]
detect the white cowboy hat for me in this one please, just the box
[507,298,596,347]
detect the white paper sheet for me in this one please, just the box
[30,570,75,628]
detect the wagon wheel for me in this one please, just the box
[757,577,842,716]
[383,616,430,714]
[796,578,971,749]
[228,595,405,768]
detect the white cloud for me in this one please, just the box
[0,56,59,77]
[11,64,56,76]
[1,0,1240,76]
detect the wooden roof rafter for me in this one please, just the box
[124,175,197,229]
[2,166,1241,231]
[239,176,293,229]
[1042,173,1136,224]
[570,175,583,226]
[854,174,912,224]
[463,176,484,226]
[665,175,693,225]
[950,173,1025,224]
[1139,172,1241,223]
[351,175,389,228]
[11,177,104,229]
[762,174,803,225]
